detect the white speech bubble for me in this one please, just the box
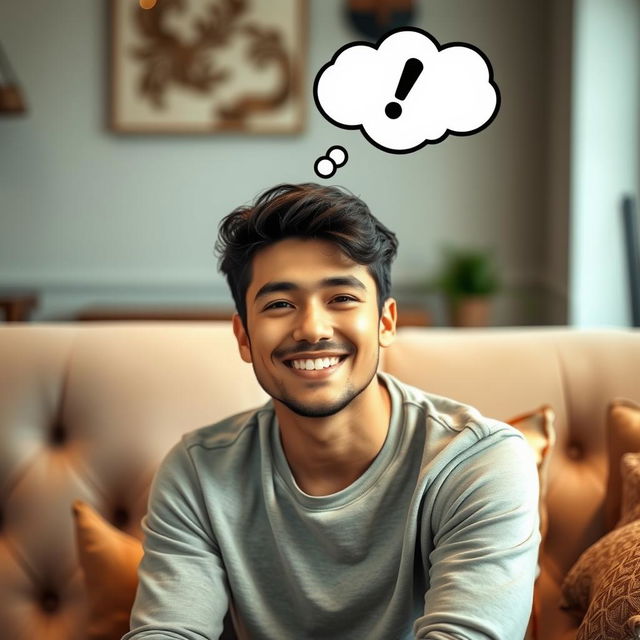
[313,27,500,154]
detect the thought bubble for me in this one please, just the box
[313,26,500,155]
[314,145,348,179]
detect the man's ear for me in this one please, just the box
[232,313,253,364]
[379,298,397,348]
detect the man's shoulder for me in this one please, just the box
[383,371,523,442]
[181,400,275,452]
[383,374,533,493]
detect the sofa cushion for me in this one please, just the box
[605,398,640,530]
[560,451,640,640]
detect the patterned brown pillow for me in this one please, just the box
[561,452,640,640]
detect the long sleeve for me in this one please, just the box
[414,430,541,640]
[121,440,230,640]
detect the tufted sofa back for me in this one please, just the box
[1,323,639,640]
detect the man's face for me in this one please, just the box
[233,237,396,418]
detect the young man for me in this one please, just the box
[123,183,540,640]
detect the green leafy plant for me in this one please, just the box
[436,247,501,299]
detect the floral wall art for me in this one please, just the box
[109,0,306,133]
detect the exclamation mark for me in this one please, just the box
[385,58,424,120]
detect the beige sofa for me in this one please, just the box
[1,323,639,640]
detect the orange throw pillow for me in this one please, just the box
[507,405,556,640]
[605,398,640,530]
[507,405,556,544]
[71,499,143,640]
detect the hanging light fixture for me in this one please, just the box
[0,40,27,114]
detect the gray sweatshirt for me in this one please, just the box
[122,372,540,640]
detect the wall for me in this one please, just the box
[0,0,553,325]
[545,0,573,326]
[569,0,640,327]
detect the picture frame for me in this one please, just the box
[109,0,307,134]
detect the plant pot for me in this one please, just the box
[0,85,27,113]
[450,296,492,327]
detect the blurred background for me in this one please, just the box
[0,0,638,328]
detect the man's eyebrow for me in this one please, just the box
[254,276,366,302]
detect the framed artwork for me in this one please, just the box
[109,0,307,133]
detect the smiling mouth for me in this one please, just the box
[283,354,349,371]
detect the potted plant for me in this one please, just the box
[436,247,501,327]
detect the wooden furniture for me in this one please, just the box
[0,289,38,322]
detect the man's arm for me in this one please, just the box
[121,440,229,640]
[414,430,541,640]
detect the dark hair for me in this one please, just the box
[215,182,398,329]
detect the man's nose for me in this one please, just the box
[292,302,333,343]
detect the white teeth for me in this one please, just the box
[291,356,341,370]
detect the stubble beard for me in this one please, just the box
[252,352,380,418]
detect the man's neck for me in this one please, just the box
[274,375,392,497]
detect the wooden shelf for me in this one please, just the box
[0,289,39,322]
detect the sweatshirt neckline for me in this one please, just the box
[267,372,403,510]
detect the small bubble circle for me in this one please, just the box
[327,146,347,167]
[315,157,336,179]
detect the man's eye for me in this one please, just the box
[264,300,293,311]
[332,295,357,303]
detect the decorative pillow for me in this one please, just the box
[507,405,556,544]
[72,499,144,640]
[605,398,640,530]
[72,499,237,640]
[619,451,640,528]
[560,452,640,640]
[506,405,556,640]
